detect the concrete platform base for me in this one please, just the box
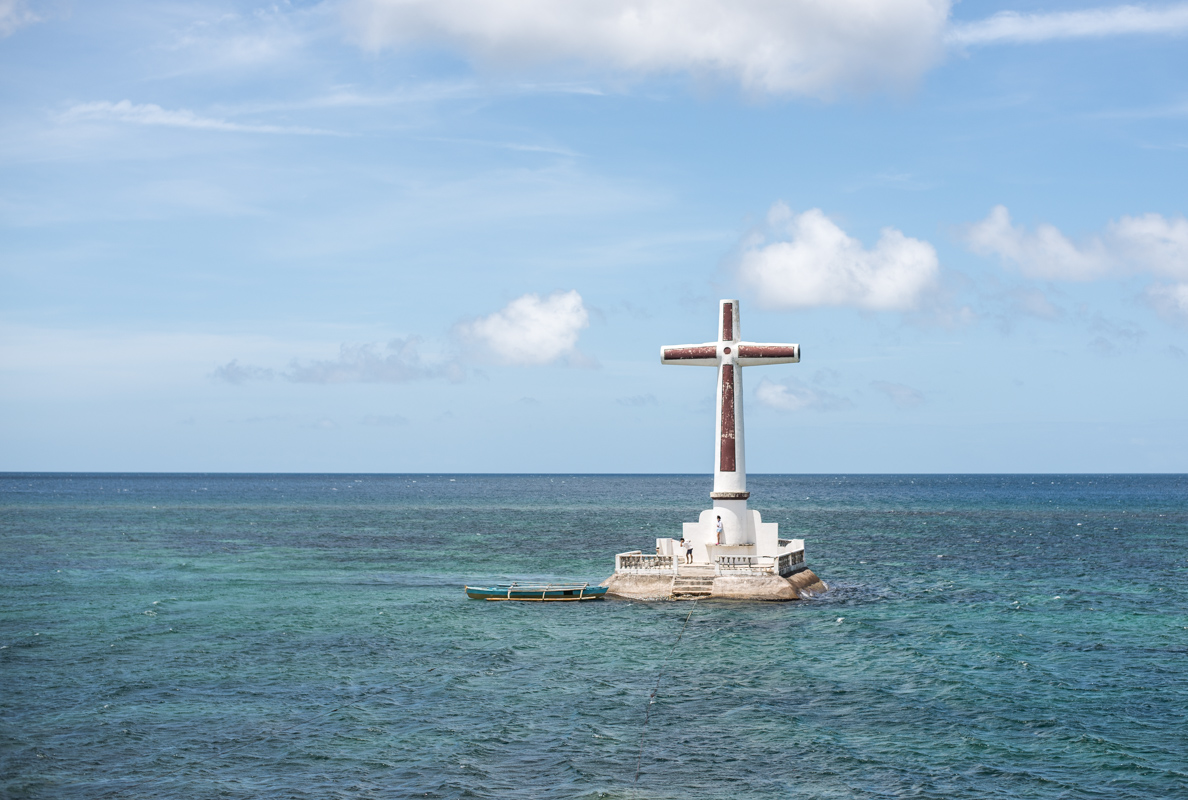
[601,568,827,601]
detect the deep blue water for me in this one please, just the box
[1,473,1186,799]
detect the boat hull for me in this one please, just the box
[465,584,607,601]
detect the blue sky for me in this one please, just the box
[2,0,1187,473]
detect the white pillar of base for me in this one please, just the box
[711,498,751,545]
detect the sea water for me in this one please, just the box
[1,473,1185,799]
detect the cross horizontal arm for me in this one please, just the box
[660,343,719,367]
[734,342,799,366]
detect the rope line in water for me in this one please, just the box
[633,600,697,787]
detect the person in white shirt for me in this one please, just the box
[715,516,724,545]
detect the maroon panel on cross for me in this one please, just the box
[663,345,718,360]
[737,344,798,359]
[722,303,733,342]
[720,364,736,472]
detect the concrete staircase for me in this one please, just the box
[671,566,715,600]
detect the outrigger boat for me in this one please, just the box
[465,582,608,601]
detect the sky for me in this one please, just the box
[1,0,1187,473]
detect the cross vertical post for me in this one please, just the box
[661,299,799,553]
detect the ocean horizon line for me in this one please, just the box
[3,470,1187,477]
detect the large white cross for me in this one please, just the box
[661,299,799,502]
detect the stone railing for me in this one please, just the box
[778,539,793,548]
[714,551,807,577]
[615,551,676,574]
[776,550,806,577]
[717,555,764,571]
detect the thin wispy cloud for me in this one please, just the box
[755,378,852,412]
[361,414,409,426]
[211,360,276,384]
[1147,283,1188,317]
[737,203,939,311]
[949,3,1188,46]
[213,338,463,385]
[167,26,303,71]
[0,0,38,37]
[871,380,926,409]
[286,338,455,383]
[1087,311,1146,346]
[424,136,581,157]
[60,100,337,135]
[617,394,657,407]
[232,84,479,114]
[155,2,325,76]
[1006,287,1065,321]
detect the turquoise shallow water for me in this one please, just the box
[1,473,1186,799]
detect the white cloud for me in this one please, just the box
[341,1,1188,96]
[965,205,1113,281]
[967,206,1188,280]
[965,206,1188,314]
[60,100,333,135]
[343,0,951,97]
[737,204,939,311]
[458,290,590,366]
[755,378,851,412]
[948,3,1188,46]
[871,380,925,409]
[336,1,1188,97]
[1110,212,1188,278]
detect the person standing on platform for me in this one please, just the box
[715,516,724,545]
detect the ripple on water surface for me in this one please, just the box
[1,473,1186,799]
